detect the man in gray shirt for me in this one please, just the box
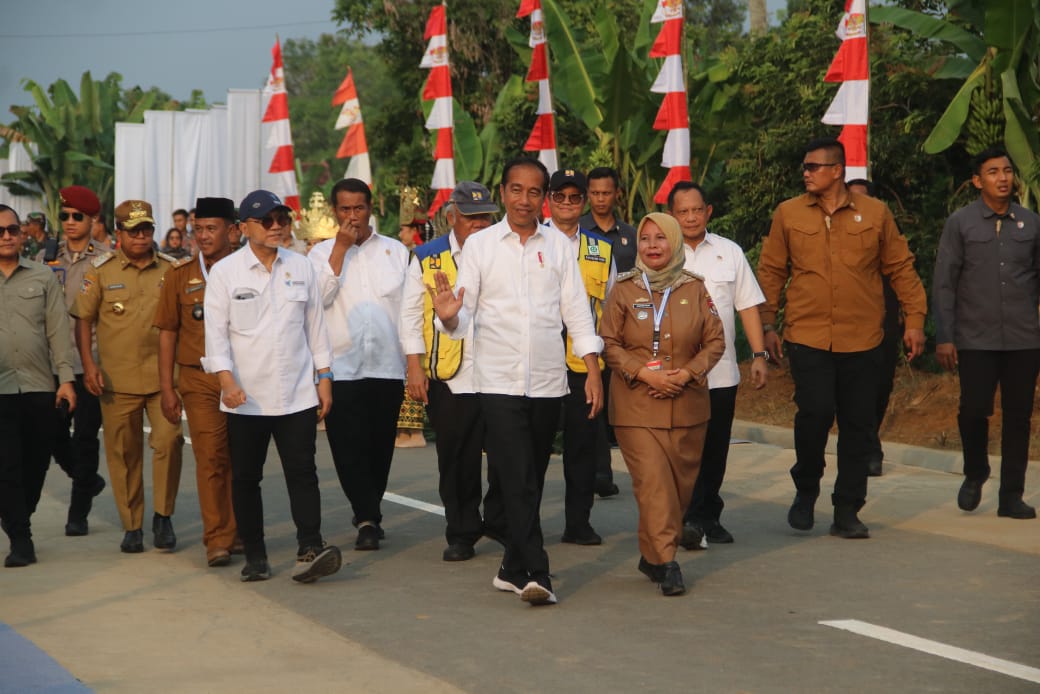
[933,147,1040,520]
[0,204,77,567]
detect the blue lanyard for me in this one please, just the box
[642,272,672,357]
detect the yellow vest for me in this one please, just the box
[416,236,464,381]
[567,230,612,373]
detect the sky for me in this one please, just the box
[1,0,788,122]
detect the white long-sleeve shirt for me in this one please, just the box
[308,234,408,382]
[439,219,602,397]
[202,244,332,415]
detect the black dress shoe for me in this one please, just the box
[637,556,664,583]
[703,521,734,544]
[788,493,817,531]
[595,481,620,499]
[679,522,707,550]
[442,543,476,561]
[4,538,36,568]
[351,516,385,538]
[355,524,380,551]
[867,458,883,477]
[120,529,144,553]
[660,561,686,596]
[997,498,1037,519]
[65,519,89,537]
[958,478,984,511]
[561,525,602,545]
[830,506,870,539]
[153,513,176,552]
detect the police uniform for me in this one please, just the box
[154,250,237,561]
[37,237,109,531]
[71,247,184,536]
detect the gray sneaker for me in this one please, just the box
[291,545,342,583]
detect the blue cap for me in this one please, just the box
[239,190,291,221]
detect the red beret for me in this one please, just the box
[59,186,101,216]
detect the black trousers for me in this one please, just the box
[786,342,881,509]
[427,380,485,546]
[684,385,738,525]
[227,408,323,560]
[869,327,902,463]
[51,375,103,511]
[0,392,59,541]
[480,394,560,575]
[324,378,403,526]
[597,368,617,483]
[957,349,1040,501]
[561,370,608,529]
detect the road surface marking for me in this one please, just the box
[382,492,445,517]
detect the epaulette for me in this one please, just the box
[168,255,193,269]
[681,269,706,281]
[157,251,178,264]
[616,269,638,282]
[91,251,114,268]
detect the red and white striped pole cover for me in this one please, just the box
[650,0,691,205]
[822,0,869,181]
[420,3,455,215]
[517,0,558,176]
[261,38,300,212]
[332,68,373,185]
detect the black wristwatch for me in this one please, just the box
[752,351,770,361]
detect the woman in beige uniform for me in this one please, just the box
[601,212,725,596]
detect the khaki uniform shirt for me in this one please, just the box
[37,240,110,373]
[71,249,174,394]
[154,253,226,367]
[757,191,927,353]
[0,257,75,393]
[601,272,725,428]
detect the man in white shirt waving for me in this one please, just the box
[203,190,341,584]
[670,181,768,549]
[429,157,604,606]
[309,178,409,551]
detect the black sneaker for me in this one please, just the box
[595,481,620,499]
[442,543,476,561]
[492,566,525,595]
[788,493,817,531]
[830,506,870,539]
[679,522,707,550]
[355,523,380,551]
[958,479,984,511]
[240,558,271,582]
[703,521,734,544]
[520,573,558,605]
[560,525,602,545]
[291,545,342,583]
[4,538,36,568]
[997,498,1037,519]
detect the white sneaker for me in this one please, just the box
[291,545,342,583]
[492,566,524,595]
[520,578,558,606]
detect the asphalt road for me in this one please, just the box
[2,425,1038,693]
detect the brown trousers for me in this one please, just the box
[178,366,237,553]
[99,390,184,530]
[615,424,706,565]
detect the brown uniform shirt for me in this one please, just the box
[71,249,174,394]
[601,272,725,428]
[153,253,220,367]
[757,192,927,353]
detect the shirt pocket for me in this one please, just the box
[284,284,308,324]
[1006,227,1036,265]
[103,287,131,318]
[229,288,261,333]
[788,224,825,268]
[839,224,879,271]
[15,282,47,326]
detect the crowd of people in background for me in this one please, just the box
[1,139,1037,606]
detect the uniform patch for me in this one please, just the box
[186,284,205,294]
[584,254,607,263]
[91,252,113,268]
[107,283,125,290]
[428,256,442,270]
[706,294,719,317]
[79,277,93,294]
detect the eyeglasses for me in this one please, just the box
[550,192,585,204]
[59,211,86,222]
[250,212,293,230]
[120,224,155,237]
[802,162,839,173]
[0,224,21,237]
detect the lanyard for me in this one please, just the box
[641,272,672,357]
[198,253,209,283]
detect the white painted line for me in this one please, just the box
[820,619,1040,685]
[383,492,445,517]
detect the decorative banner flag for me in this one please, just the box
[822,0,869,181]
[261,37,300,212]
[650,0,691,205]
[332,68,372,185]
[420,3,455,215]
[517,0,558,177]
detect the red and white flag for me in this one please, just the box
[420,3,454,215]
[518,0,558,176]
[822,0,869,181]
[332,68,372,185]
[650,0,691,205]
[261,38,300,212]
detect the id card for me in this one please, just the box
[646,359,662,371]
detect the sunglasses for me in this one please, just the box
[550,192,585,204]
[802,162,839,173]
[250,212,293,230]
[0,224,21,237]
[59,211,86,222]
[120,224,155,237]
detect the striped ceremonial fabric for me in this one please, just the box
[332,68,373,185]
[420,3,455,215]
[261,38,300,212]
[517,0,559,177]
[822,0,869,181]
[650,0,692,205]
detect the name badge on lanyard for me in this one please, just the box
[641,272,671,369]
